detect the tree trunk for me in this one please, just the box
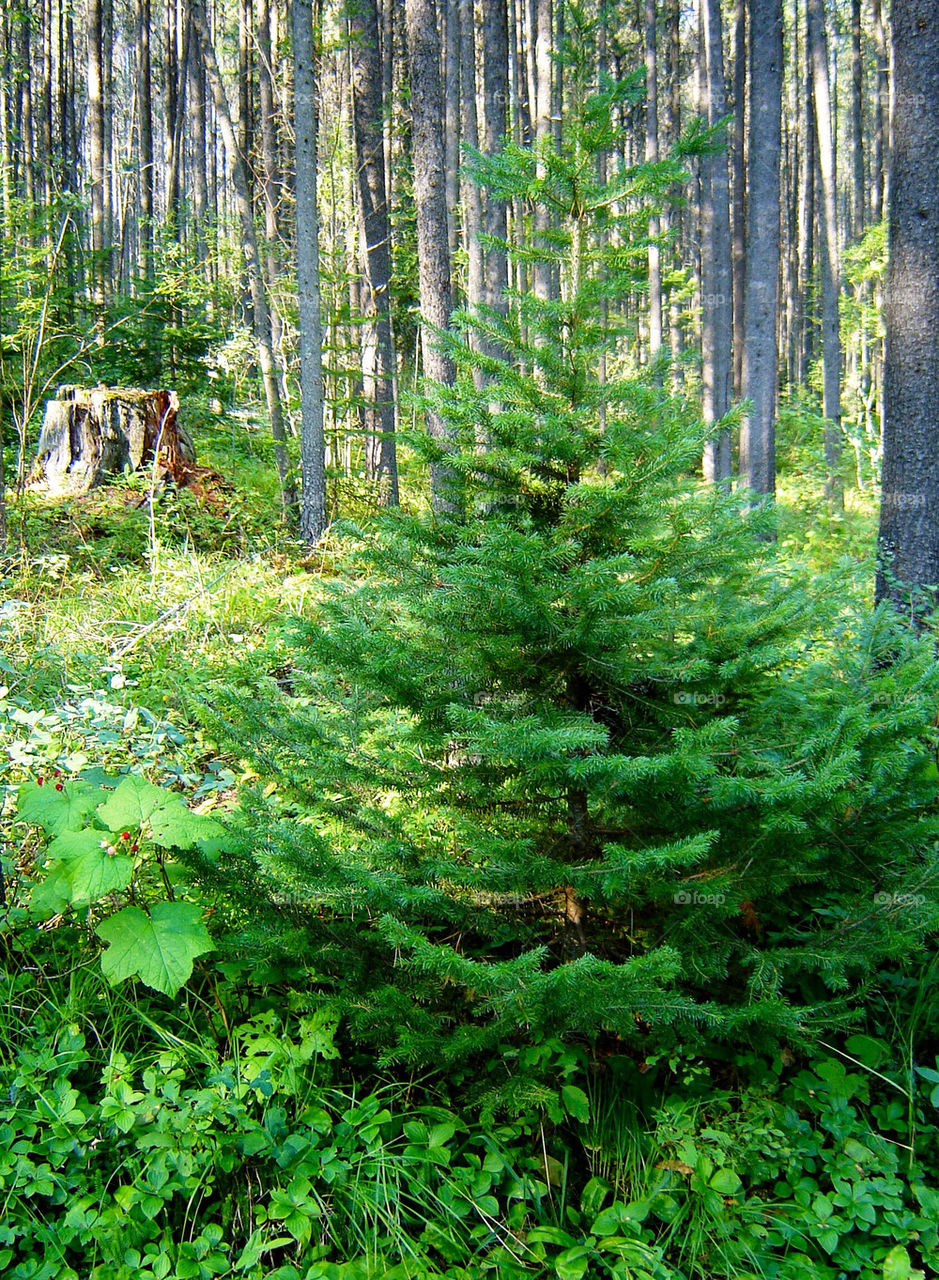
[28,388,193,496]
[166,0,180,230]
[731,0,746,399]
[481,0,509,328]
[258,0,281,344]
[807,0,842,505]
[459,0,485,318]
[190,11,209,269]
[86,0,106,327]
[532,0,554,303]
[137,0,154,284]
[350,0,400,503]
[644,0,662,362]
[293,0,328,541]
[405,0,457,512]
[739,0,783,498]
[875,0,939,619]
[871,0,888,224]
[191,0,295,508]
[850,0,864,239]
[700,0,732,484]
[443,0,460,262]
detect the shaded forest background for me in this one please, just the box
[0,0,901,532]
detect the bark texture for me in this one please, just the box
[739,0,783,497]
[875,0,939,617]
[700,0,732,484]
[404,0,457,511]
[29,388,193,496]
[294,0,328,540]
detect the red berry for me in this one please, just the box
[53,770,61,778]
[37,777,44,786]
[121,831,130,840]
[54,783,63,791]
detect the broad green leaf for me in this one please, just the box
[47,828,114,861]
[817,1228,840,1254]
[709,1167,742,1196]
[555,1245,591,1280]
[29,863,73,916]
[561,1084,590,1123]
[97,775,225,850]
[580,1176,611,1217]
[883,1244,924,1280]
[298,1007,341,1061]
[18,779,102,835]
[65,848,133,906]
[96,902,213,996]
[31,829,133,910]
[845,1033,889,1069]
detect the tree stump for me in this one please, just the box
[28,387,196,497]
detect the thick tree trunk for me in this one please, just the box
[807,0,842,505]
[700,0,732,484]
[293,0,328,541]
[875,0,939,619]
[739,0,783,498]
[28,388,193,496]
[191,0,294,508]
[405,0,457,512]
[350,0,400,503]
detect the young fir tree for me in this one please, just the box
[205,18,939,1066]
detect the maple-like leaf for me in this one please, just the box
[17,779,103,835]
[96,775,224,849]
[96,902,213,996]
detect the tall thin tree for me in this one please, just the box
[350,0,400,502]
[404,0,457,511]
[700,0,732,483]
[190,0,294,507]
[739,0,783,498]
[807,0,842,504]
[293,0,327,540]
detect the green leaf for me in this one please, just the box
[555,1246,592,1280]
[96,902,213,996]
[883,1244,924,1280]
[817,1228,840,1254]
[709,1168,742,1196]
[18,779,102,834]
[65,848,133,906]
[39,829,134,906]
[580,1176,611,1217]
[97,775,224,850]
[561,1084,590,1123]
